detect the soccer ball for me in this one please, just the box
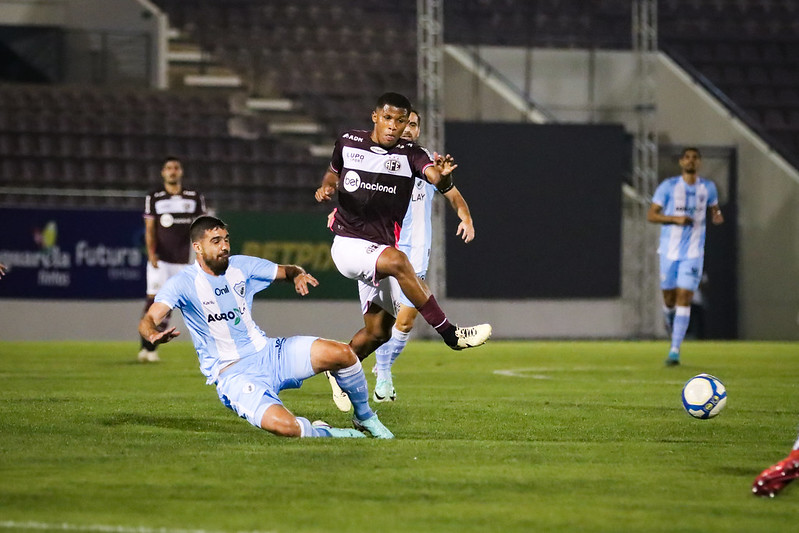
[681,373,727,419]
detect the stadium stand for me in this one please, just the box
[1,0,797,210]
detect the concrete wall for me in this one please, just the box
[0,298,627,342]
[0,0,167,88]
[445,46,799,339]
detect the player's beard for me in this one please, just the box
[204,253,229,275]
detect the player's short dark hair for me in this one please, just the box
[375,92,411,114]
[190,215,227,242]
[681,147,701,159]
[409,108,421,124]
[162,155,181,167]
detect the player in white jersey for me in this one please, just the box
[647,147,723,366]
[372,110,475,403]
[139,216,393,439]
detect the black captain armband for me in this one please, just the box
[436,176,455,194]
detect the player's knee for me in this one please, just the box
[260,412,301,438]
[395,317,414,332]
[332,342,358,368]
[380,249,411,277]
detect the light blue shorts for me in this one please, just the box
[659,255,704,291]
[215,336,317,428]
[397,271,427,308]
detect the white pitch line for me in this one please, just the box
[0,521,276,533]
[493,368,685,385]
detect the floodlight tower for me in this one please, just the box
[417,0,446,305]
[627,0,660,337]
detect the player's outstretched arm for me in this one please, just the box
[315,169,339,203]
[139,302,180,346]
[443,186,475,243]
[277,265,319,296]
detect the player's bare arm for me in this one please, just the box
[144,217,159,267]
[138,302,180,345]
[710,205,724,225]
[315,169,340,202]
[0,262,6,278]
[277,265,319,296]
[647,203,692,226]
[443,186,475,243]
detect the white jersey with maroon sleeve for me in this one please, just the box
[329,129,435,247]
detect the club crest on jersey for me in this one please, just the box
[384,157,402,172]
[234,281,245,297]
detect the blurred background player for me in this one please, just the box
[647,147,723,366]
[315,92,491,408]
[138,156,207,363]
[372,109,476,403]
[139,215,392,439]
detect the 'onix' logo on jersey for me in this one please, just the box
[384,158,402,172]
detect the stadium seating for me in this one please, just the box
[2,0,797,210]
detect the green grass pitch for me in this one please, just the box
[2,340,799,532]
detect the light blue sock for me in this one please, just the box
[662,306,676,335]
[375,326,410,380]
[670,306,691,357]
[374,342,394,380]
[333,359,373,421]
[389,327,410,367]
[296,417,331,438]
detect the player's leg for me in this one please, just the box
[373,303,415,402]
[308,337,394,439]
[375,247,491,350]
[662,289,677,336]
[666,257,703,366]
[659,254,678,339]
[667,288,693,364]
[139,261,164,362]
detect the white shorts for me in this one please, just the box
[331,235,400,316]
[146,260,189,296]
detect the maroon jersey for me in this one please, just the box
[143,188,206,264]
[329,129,435,246]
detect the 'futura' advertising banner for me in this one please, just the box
[0,208,145,299]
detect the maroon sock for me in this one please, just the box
[417,295,457,345]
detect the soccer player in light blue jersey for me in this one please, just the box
[139,215,393,439]
[372,110,475,403]
[647,147,724,366]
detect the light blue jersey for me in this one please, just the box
[154,255,278,384]
[652,176,719,260]
[397,177,437,275]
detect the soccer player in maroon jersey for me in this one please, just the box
[315,93,491,369]
[138,156,207,362]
